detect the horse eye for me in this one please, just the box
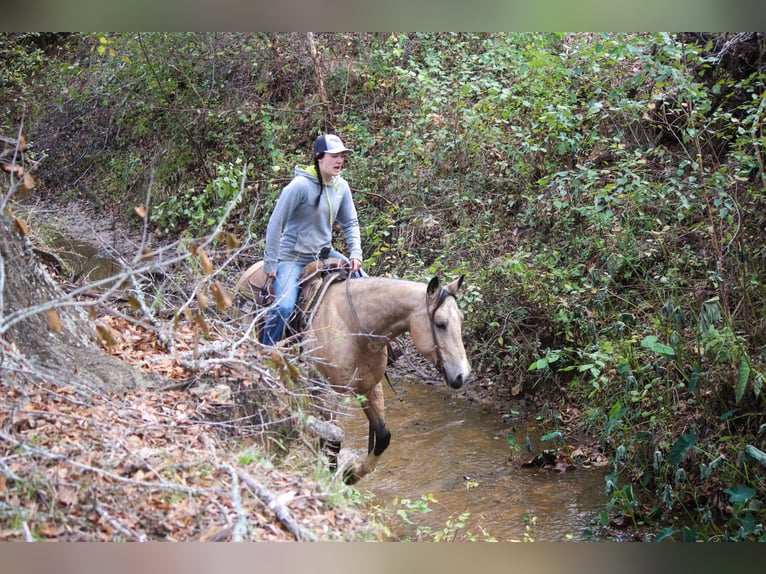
[435,321,448,331]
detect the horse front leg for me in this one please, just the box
[343,383,390,485]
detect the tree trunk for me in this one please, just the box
[0,213,158,393]
[306,32,327,104]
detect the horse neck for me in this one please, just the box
[345,278,425,339]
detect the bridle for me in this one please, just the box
[427,286,456,382]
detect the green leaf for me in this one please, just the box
[641,335,676,357]
[667,432,698,465]
[724,485,755,504]
[700,297,722,333]
[528,358,545,370]
[688,368,699,393]
[735,355,750,403]
[396,509,413,524]
[540,430,562,442]
[655,527,677,542]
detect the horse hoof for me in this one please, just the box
[342,468,361,485]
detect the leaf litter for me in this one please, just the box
[0,313,372,541]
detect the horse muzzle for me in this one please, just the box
[447,374,465,389]
[443,363,470,389]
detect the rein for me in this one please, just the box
[345,278,389,350]
[344,279,401,393]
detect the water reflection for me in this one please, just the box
[338,378,608,541]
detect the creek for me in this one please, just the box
[48,235,123,282]
[338,378,610,541]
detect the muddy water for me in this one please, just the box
[49,235,123,283]
[338,378,609,541]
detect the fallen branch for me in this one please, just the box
[0,429,218,499]
[93,498,144,541]
[236,468,317,542]
[222,463,248,542]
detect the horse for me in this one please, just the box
[235,261,471,484]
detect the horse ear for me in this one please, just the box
[427,276,441,298]
[446,275,465,295]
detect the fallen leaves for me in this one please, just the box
[0,311,370,542]
[0,370,369,541]
[99,315,194,378]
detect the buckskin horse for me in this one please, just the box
[235,260,471,484]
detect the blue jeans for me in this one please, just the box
[262,249,352,345]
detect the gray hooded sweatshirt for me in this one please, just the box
[263,165,362,274]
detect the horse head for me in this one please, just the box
[411,275,472,389]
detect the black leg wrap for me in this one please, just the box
[373,424,391,457]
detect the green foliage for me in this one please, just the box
[667,431,698,466]
[389,487,496,542]
[0,33,55,126]
[151,159,246,235]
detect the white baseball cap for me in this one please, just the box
[314,134,353,155]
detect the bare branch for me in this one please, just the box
[237,467,317,542]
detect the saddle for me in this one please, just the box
[234,257,348,339]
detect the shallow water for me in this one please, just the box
[338,378,609,541]
[49,235,123,282]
